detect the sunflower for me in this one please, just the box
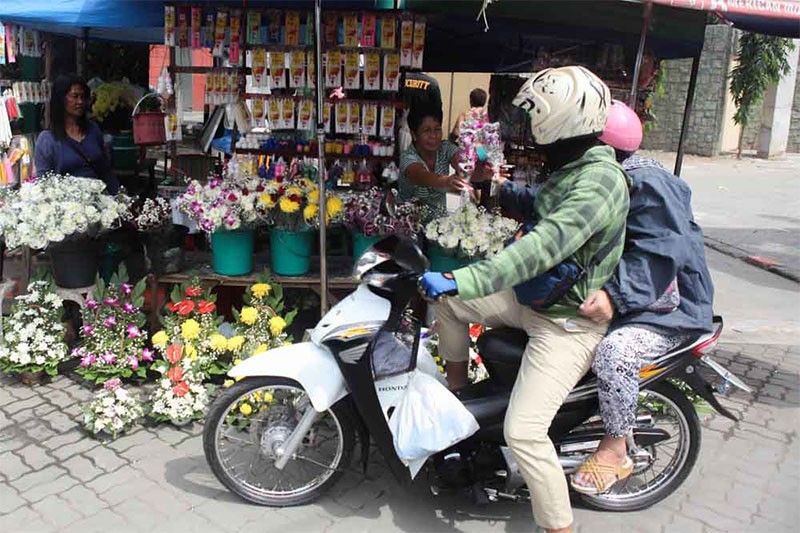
[303,203,319,222]
[279,196,301,214]
[326,195,343,223]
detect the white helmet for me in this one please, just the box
[512,66,611,146]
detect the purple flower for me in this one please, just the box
[226,193,238,203]
[209,178,221,189]
[86,299,99,310]
[128,356,139,371]
[141,348,154,362]
[120,283,133,295]
[186,184,197,195]
[126,324,141,339]
[190,201,203,213]
[79,353,96,368]
[101,352,116,365]
[200,219,214,232]
[103,378,122,391]
[104,297,119,307]
[103,316,117,329]
[224,214,237,227]
[122,302,136,314]
[81,324,95,337]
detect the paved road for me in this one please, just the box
[1,247,798,533]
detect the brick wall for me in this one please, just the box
[642,25,736,156]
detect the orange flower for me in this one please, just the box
[165,343,183,364]
[175,300,195,316]
[165,302,177,312]
[173,380,190,397]
[186,286,203,298]
[198,300,216,314]
[166,366,184,383]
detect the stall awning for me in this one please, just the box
[650,0,800,37]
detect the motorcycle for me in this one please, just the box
[203,235,751,512]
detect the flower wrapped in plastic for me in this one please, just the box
[131,196,173,233]
[178,174,271,233]
[343,187,427,238]
[0,280,69,377]
[73,270,150,385]
[424,202,519,260]
[0,174,131,250]
[82,378,144,439]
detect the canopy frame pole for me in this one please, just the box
[674,54,700,176]
[629,1,653,106]
[314,0,328,316]
[76,27,89,76]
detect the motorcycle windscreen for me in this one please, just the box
[371,306,421,380]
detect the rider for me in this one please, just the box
[419,66,630,533]
[571,100,715,494]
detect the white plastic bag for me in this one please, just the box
[388,370,479,463]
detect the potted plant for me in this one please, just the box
[72,271,150,385]
[424,202,519,271]
[82,378,144,439]
[343,187,426,264]
[178,175,271,276]
[0,174,132,288]
[0,280,69,384]
[261,179,343,276]
[131,196,187,274]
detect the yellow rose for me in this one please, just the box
[279,196,300,214]
[252,343,268,355]
[251,283,271,299]
[210,333,228,352]
[181,319,201,341]
[152,330,169,348]
[269,316,287,337]
[185,344,198,360]
[303,203,319,222]
[227,336,245,352]
[307,187,320,204]
[239,306,259,326]
[326,195,343,223]
[259,192,275,208]
[239,403,253,416]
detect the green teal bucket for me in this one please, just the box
[427,243,473,272]
[211,229,255,276]
[270,228,313,276]
[111,131,137,172]
[352,231,382,265]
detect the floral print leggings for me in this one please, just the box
[593,326,689,438]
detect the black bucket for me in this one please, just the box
[48,237,101,288]
[143,225,188,275]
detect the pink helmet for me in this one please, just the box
[599,100,643,153]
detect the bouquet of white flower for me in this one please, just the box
[131,197,172,233]
[0,174,131,250]
[0,280,68,377]
[424,202,519,259]
[149,376,210,424]
[178,175,271,233]
[82,378,144,439]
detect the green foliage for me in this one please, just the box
[730,33,795,128]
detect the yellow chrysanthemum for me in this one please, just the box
[185,344,198,361]
[239,306,259,326]
[152,330,169,348]
[253,343,268,355]
[210,333,228,352]
[303,203,319,222]
[269,316,287,337]
[180,319,201,341]
[251,283,271,299]
[307,187,320,204]
[233,358,242,365]
[285,186,303,197]
[227,336,245,352]
[326,195,343,223]
[279,196,300,214]
[239,403,253,416]
[263,392,274,403]
[223,379,234,388]
[259,192,275,208]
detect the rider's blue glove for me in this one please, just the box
[419,272,458,300]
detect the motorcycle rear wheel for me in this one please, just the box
[203,376,355,507]
[578,381,701,512]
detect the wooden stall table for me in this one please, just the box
[147,251,358,325]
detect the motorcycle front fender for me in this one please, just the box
[228,342,348,412]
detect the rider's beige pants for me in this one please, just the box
[436,290,607,530]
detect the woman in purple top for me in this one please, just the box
[34,75,119,194]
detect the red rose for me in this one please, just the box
[185,287,203,298]
[175,300,195,316]
[173,380,190,397]
[165,343,183,364]
[198,300,216,314]
[167,366,184,383]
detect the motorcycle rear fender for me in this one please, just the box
[227,342,348,412]
[681,369,738,421]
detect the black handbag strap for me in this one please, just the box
[65,137,104,179]
[587,223,625,269]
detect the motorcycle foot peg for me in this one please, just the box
[471,484,492,506]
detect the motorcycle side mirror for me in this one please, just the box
[380,189,397,218]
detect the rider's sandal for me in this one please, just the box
[570,454,634,495]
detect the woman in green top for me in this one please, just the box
[398,109,470,220]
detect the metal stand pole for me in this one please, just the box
[674,55,701,177]
[314,0,328,316]
[629,1,653,107]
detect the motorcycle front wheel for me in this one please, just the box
[578,381,701,512]
[203,376,355,507]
